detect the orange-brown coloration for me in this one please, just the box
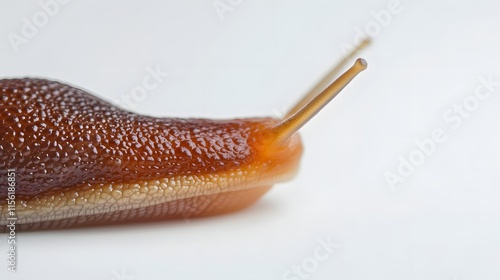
[0,57,366,231]
[0,79,281,199]
[0,79,304,231]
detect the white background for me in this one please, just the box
[1,0,500,279]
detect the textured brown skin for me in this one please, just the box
[0,78,282,202]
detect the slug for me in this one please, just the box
[0,58,367,231]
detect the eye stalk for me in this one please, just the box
[270,58,368,144]
[286,38,371,118]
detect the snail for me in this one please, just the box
[0,58,367,231]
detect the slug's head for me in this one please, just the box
[0,59,367,230]
[247,58,368,183]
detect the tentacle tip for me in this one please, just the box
[360,37,372,47]
[355,58,368,70]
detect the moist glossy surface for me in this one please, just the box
[0,79,273,199]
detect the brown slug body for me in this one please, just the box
[0,59,367,231]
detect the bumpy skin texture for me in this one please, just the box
[0,79,274,200]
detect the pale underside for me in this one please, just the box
[0,158,300,231]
